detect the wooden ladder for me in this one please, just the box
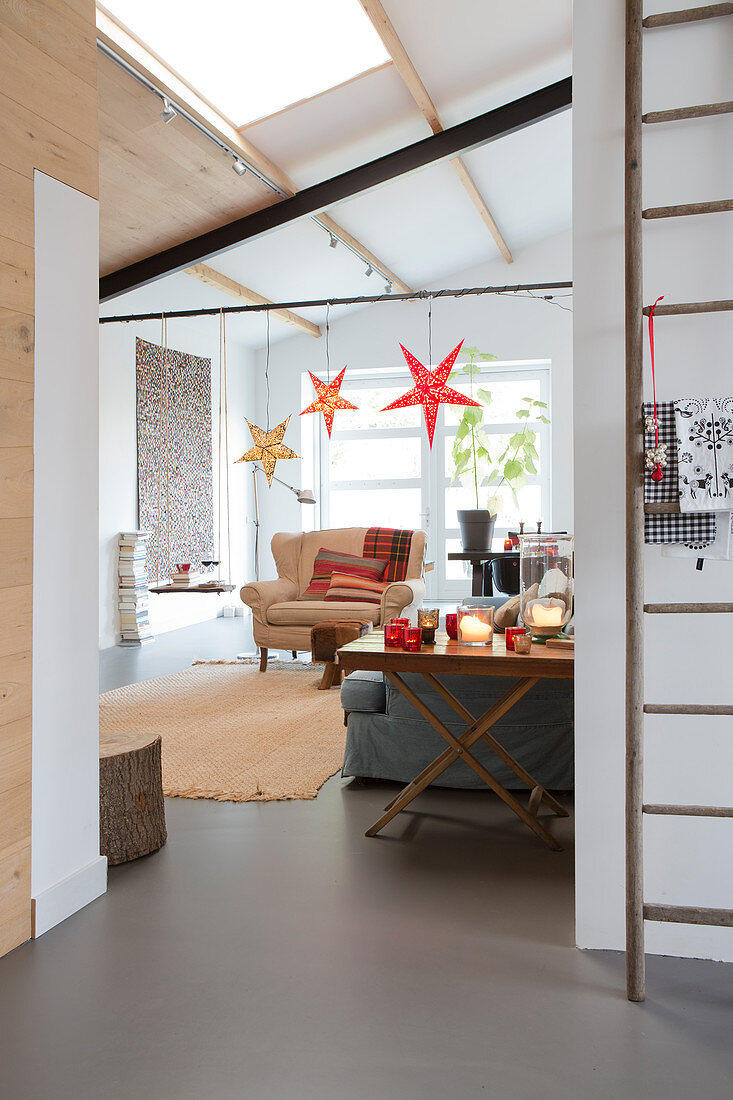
[625,1,733,1002]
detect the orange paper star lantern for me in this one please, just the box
[381,340,480,447]
[300,367,359,437]
[235,416,300,486]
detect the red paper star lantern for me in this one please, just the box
[300,367,359,437]
[381,340,480,447]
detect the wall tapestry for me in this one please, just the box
[136,337,214,582]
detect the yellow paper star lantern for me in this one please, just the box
[235,416,300,486]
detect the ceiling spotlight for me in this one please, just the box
[364,264,373,277]
[384,281,393,294]
[329,234,338,249]
[232,159,247,176]
[160,98,177,124]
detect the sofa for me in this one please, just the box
[340,669,574,790]
[240,527,427,667]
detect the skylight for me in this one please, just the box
[104,0,390,127]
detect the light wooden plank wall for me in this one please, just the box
[0,0,98,959]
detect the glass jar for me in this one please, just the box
[457,605,494,646]
[519,533,574,641]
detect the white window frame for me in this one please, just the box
[305,359,552,600]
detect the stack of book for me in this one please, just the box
[118,532,154,646]
[170,569,200,588]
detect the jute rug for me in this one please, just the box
[99,661,346,802]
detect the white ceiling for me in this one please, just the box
[103,0,572,348]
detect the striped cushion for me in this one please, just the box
[325,572,389,605]
[301,548,388,600]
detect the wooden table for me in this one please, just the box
[447,550,515,595]
[337,631,574,850]
[148,583,236,594]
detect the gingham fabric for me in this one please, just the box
[362,527,413,582]
[643,401,717,546]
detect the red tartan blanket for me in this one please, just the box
[363,527,413,583]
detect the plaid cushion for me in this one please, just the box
[643,401,716,546]
[324,572,388,605]
[363,527,414,582]
[300,548,388,600]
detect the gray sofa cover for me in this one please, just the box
[341,670,574,789]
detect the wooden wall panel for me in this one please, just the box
[0,0,98,958]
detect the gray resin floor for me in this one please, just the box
[0,619,731,1099]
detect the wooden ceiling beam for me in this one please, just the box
[357,0,514,263]
[96,4,411,293]
[186,264,321,339]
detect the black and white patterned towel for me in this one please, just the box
[674,397,733,511]
[643,401,717,546]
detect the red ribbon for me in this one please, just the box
[648,295,664,450]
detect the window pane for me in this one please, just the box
[443,376,544,426]
[445,537,474,582]
[334,385,422,431]
[329,437,421,481]
[329,488,422,530]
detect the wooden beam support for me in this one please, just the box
[644,903,733,926]
[643,199,733,218]
[643,100,733,123]
[643,4,733,28]
[357,0,513,263]
[96,4,410,296]
[100,78,570,299]
[186,264,321,338]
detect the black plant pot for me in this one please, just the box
[457,509,496,552]
[490,553,520,595]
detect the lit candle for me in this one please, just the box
[459,615,493,643]
[525,599,564,627]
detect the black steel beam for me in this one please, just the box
[100,77,572,302]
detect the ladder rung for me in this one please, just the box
[643,199,733,219]
[643,4,733,28]
[644,904,733,927]
[644,501,680,514]
[644,704,733,715]
[643,803,733,817]
[642,299,733,316]
[644,602,733,613]
[643,101,733,124]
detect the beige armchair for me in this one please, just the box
[241,527,427,669]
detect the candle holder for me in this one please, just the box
[384,622,405,648]
[505,625,527,652]
[403,627,422,652]
[417,608,439,644]
[445,612,458,640]
[513,633,532,654]
[519,533,574,643]
[457,605,494,646]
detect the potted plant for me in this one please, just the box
[450,346,550,550]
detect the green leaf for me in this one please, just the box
[498,445,510,463]
[516,408,530,419]
[524,455,537,475]
[503,458,524,482]
[462,407,483,426]
[476,388,493,405]
[455,421,470,441]
[478,352,498,361]
[537,414,550,424]
[462,363,480,377]
[523,428,536,442]
[509,432,526,448]
[533,400,548,408]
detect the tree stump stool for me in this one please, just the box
[99,732,167,865]
[311,620,372,690]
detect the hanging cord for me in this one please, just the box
[265,311,271,431]
[427,293,433,366]
[155,314,171,583]
[646,296,665,482]
[163,317,172,574]
[325,302,331,382]
[217,310,223,575]
[221,313,232,586]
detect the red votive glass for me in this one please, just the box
[445,613,458,640]
[403,627,422,652]
[503,538,513,551]
[505,625,527,651]
[384,622,405,647]
[391,618,409,629]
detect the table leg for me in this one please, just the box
[423,674,569,819]
[471,560,483,596]
[367,674,563,851]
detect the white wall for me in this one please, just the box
[32,173,106,935]
[574,2,733,961]
[252,230,573,580]
[98,313,257,651]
